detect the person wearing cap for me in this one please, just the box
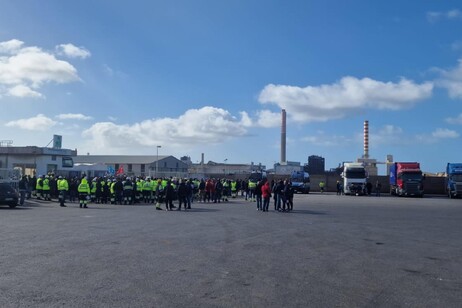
[123,177,134,205]
[143,177,152,203]
[57,176,69,207]
[42,175,51,201]
[78,177,91,208]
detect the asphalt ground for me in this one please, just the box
[1,193,461,308]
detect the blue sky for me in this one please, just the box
[1,0,462,174]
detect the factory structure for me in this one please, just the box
[356,120,379,176]
[1,109,395,179]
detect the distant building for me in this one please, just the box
[189,161,266,179]
[0,145,77,178]
[307,155,325,174]
[73,155,188,178]
[273,161,302,175]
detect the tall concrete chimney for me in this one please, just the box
[201,153,204,165]
[281,109,287,163]
[363,120,369,159]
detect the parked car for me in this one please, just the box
[0,183,19,208]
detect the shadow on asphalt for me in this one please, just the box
[291,209,327,215]
[0,206,32,210]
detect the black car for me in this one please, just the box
[0,183,19,208]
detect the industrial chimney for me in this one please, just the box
[363,120,369,159]
[281,109,287,163]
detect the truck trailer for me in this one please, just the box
[389,162,424,197]
[446,163,462,198]
[342,162,367,195]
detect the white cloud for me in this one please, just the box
[239,111,253,127]
[431,128,459,139]
[256,110,280,128]
[56,43,91,59]
[82,106,250,150]
[301,133,351,147]
[446,113,462,124]
[0,39,24,54]
[0,39,81,99]
[434,59,462,98]
[427,9,462,22]
[365,125,408,146]
[56,113,93,120]
[258,77,433,123]
[7,84,43,98]
[5,114,57,131]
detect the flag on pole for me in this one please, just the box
[116,166,124,175]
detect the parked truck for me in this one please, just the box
[342,162,367,195]
[290,171,310,194]
[446,163,462,199]
[389,162,424,197]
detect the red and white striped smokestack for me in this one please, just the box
[281,109,287,163]
[363,120,369,159]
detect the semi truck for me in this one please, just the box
[290,171,310,194]
[389,162,424,197]
[446,163,462,199]
[342,163,367,195]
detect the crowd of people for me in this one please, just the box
[18,174,297,212]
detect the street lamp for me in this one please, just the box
[156,145,161,178]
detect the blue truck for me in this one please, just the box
[290,171,310,194]
[446,163,462,199]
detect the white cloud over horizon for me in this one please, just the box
[5,114,57,131]
[446,113,462,124]
[0,39,83,99]
[56,113,93,120]
[82,106,252,150]
[427,9,462,23]
[258,77,433,123]
[434,58,462,98]
[56,43,91,59]
[256,110,280,128]
[7,84,43,98]
[302,125,459,148]
[431,128,460,139]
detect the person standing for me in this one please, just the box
[284,180,294,212]
[164,180,175,211]
[336,181,342,195]
[123,177,134,205]
[36,175,44,200]
[78,177,91,208]
[57,176,69,207]
[155,179,164,210]
[275,180,285,212]
[186,179,193,209]
[319,181,325,194]
[375,180,382,197]
[255,180,263,211]
[261,179,271,212]
[114,177,124,205]
[177,180,188,211]
[42,175,51,201]
[18,175,28,206]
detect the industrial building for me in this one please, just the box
[73,155,189,178]
[307,155,326,175]
[0,144,77,178]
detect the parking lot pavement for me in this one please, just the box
[1,194,461,307]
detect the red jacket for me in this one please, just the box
[205,180,215,193]
[261,182,271,198]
